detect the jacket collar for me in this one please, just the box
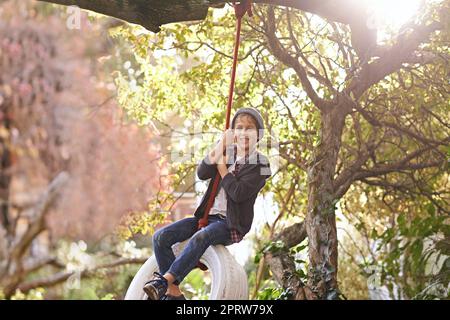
[225,144,266,167]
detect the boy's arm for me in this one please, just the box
[220,164,271,203]
[197,154,218,181]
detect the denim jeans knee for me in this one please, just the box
[166,216,233,284]
[190,228,210,244]
[152,228,164,247]
[152,217,199,277]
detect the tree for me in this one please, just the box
[110,0,448,299]
[26,1,449,299]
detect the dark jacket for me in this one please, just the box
[194,146,271,237]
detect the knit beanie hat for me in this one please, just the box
[231,107,265,141]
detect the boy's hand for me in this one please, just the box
[216,151,229,165]
[221,129,235,147]
[216,155,229,178]
[208,129,234,165]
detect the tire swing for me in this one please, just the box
[125,1,253,300]
[124,240,248,300]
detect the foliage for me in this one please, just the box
[9,288,45,300]
[373,207,449,299]
[341,182,449,300]
[49,238,150,300]
[256,287,284,300]
[117,192,174,240]
[62,265,139,300]
[251,236,311,299]
[180,269,211,300]
[337,252,370,299]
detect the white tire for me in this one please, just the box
[124,239,248,300]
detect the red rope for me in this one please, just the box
[194,2,252,271]
[197,1,252,231]
[197,0,253,271]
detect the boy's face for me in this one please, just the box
[234,115,258,153]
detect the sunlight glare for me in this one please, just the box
[363,0,422,42]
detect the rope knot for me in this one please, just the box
[234,0,253,19]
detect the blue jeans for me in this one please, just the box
[152,214,233,285]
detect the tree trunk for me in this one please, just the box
[305,106,347,299]
[0,103,12,235]
[263,221,308,298]
[0,92,13,269]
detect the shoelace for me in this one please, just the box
[153,272,167,282]
[150,272,167,292]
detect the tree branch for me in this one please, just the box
[9,172,69,263]
[17,257,147,294]
[352,21,443,99]
[38,0,209,33]
[264,6,333,111]
[37,0,372,33]
[22,257,65,275]
[334,142,448,199]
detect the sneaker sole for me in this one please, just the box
[143,285,159,300]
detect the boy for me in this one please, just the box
[143,107,271,300]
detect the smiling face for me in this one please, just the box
[233,114,258,155]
